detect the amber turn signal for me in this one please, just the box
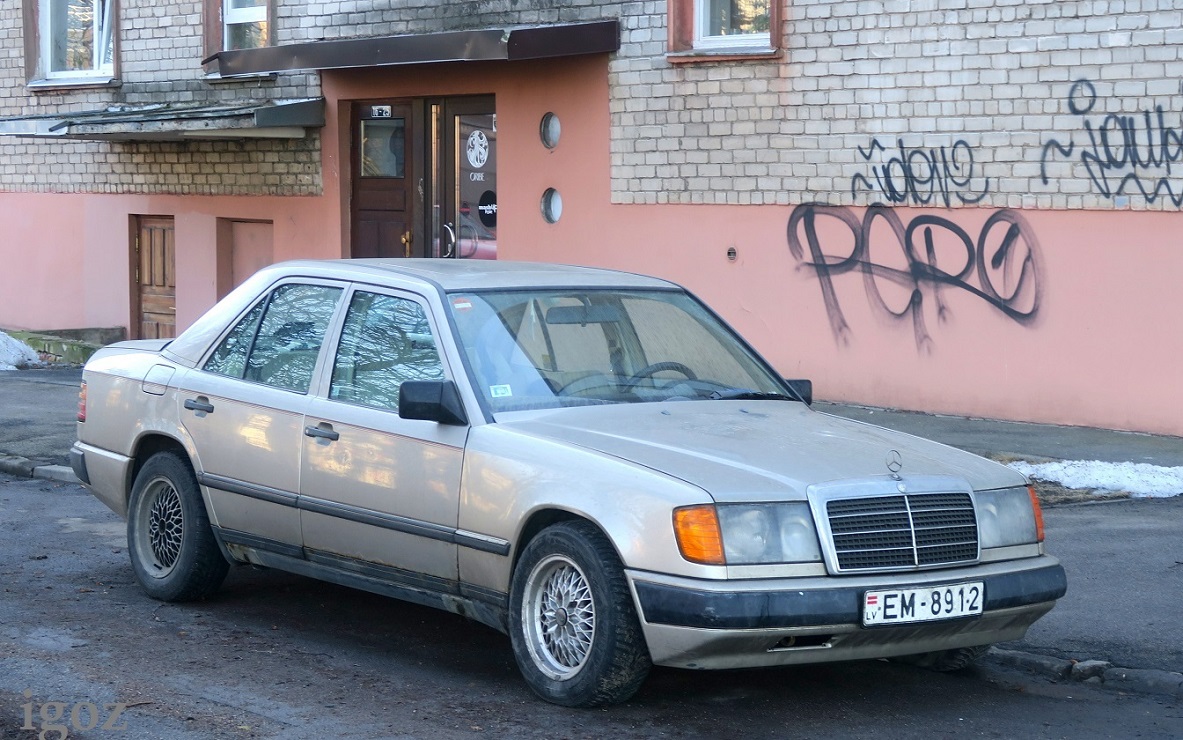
[1028,485,1045,542]
[77,381,87,423]
[673,504,725,565]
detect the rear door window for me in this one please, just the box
[204,283,343,393]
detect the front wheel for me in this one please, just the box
[509,521,651,707]
[890,644,991,672]
[127,451,229,602]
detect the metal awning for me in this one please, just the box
[203,20,620,77]
[0,98,325,142]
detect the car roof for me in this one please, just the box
[162,259,680,367]
[276,259,678,292]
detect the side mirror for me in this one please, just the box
[784,378,812,406]
[399,380,469,425]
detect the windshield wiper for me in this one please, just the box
[707,389,795,401]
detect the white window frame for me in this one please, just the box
[40,0,115,79]
[693,0,771,50]
[223,0,268,51]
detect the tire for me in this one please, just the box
[890,644,991,672]
[508,521,652,707]
[127,451,229,602]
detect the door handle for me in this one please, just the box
[304,423,340,442]
[184,397,215,414]
[442,222,456,258]
[401,230,413,258]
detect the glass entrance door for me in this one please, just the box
[349,96,495,260]
[427,96,497,259]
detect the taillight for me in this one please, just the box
[77,381,87,422]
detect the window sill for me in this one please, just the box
[203,71,277,85]
[666,47,782,64]
[27,76,121,92]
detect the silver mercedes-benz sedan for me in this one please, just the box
[71,259,1066,706]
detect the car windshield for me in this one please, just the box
[445,288,790,413]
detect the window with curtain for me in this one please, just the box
[696,0,771,48]
[668,0,780,55]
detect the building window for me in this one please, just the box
[669,0,781,57]
[204,0,272,59]
[223,0,268,50]
[40,0,116,79]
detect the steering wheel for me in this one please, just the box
[555,372,619,396]
[621,362,697,390]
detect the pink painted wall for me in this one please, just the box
[400,55,1183,437]
[0,192,339,334]
[4,54,1181,436]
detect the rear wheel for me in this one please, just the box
[509,521,651,707]
[127,452,229,602]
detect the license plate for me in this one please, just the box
[862,582,984,626]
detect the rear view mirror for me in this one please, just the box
[399,380,468,425]
[784,378,812,405]
[545,304,623,325]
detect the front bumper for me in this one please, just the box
[629,556,1066,669]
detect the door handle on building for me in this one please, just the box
[442,223,456,258]
[401,230,413,258]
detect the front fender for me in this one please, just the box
[457,425,723,596]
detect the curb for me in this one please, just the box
[0,455,79,485]
[989,648,1183,698]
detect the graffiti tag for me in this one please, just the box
[787,204,1042,351]
[1040,79,1183,205]
[850,138,991,207]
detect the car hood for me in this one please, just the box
[495,402,1024,502]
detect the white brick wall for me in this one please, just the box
[0,1,321,195]
[6,0,1183,208]
[610,0,1183,210]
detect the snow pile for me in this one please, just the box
[0,331,40,371]
[1009,460,1183,499]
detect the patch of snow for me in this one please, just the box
[0,331,40,371]
[1009,460,1183,499]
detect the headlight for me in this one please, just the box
[976,485,1043,548]
[717,503,823,565]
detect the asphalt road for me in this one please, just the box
[2,475,1181,739]
[1014,495,1183,673]
[0,367,81,467]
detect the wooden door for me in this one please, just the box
[351,102,415,258]
[134,216,176,339]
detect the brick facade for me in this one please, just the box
[0,1,321,195]
[5,1,1183,207]
[610,0,1183,209]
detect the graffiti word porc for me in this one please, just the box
[1041,79,1183,206]
[787,205,1042,352]
[850,138,991,207]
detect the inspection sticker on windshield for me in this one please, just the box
[489,384,512,398]
[862,581,983,626]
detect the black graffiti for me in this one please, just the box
[850,138,991,207]
[1041,79,1183,205]
[787,204,1042,351]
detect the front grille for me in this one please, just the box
[826,492,978,571]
